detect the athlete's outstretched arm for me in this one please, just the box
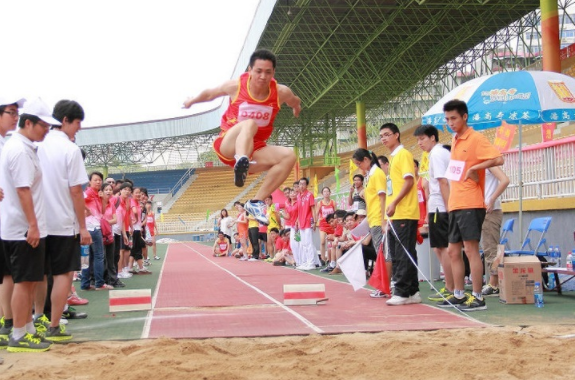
[183,79,238,109]
[278,84,301,117]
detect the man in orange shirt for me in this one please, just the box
[438,100,503,312]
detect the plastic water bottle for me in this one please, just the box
[80,245,90,269]
[534,281,544,308]
[567,251,574,271]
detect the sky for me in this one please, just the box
[1,0,261,127]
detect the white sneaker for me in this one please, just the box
[248,258,258,262]
[386,295,410,306]
[407,292,422,304]
[239,256,248,261]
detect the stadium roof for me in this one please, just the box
[78,0,540,164]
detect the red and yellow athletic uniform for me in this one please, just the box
[213,72,281,166]
[317,199,335,234]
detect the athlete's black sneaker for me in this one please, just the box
[436,294,468,308]
[457,295,487,311]
[234,156,250,187]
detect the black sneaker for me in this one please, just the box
[436,294,468,308]
[457,295,487,311]
[112,280,126,288]
[63,307,88,320]
[320,265,334,273]
[234,156,250,187]
[481,284,500,297]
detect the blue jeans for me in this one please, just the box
[81,229,105,289]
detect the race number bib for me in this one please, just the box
[386,178,393,196]
[352,201,359,211]
[445,160,465,181]
[417,190,424,203]
[238,102,273,127]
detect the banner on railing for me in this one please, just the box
[493,121,516,152]
[541,122,555,142]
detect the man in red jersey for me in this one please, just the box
[183,49,301,225]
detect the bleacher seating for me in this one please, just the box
[110,169,190,194]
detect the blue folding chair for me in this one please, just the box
[499,218,515,249]
[505,217,552,257]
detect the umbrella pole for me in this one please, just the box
[518,121,523,242]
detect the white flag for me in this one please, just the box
[337,241,366,291]
[351,217,370,239]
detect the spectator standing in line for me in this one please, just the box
[414,125,454,301]
[0,96,24,351]
[281,188,300,265]
[440,100,503,311]
[315,187,336,265]
[83,172,112,290]
[1,98,55,352]
[265,195,281,258]
[145,201,160,260]
[351,148,388,298]
[36,99,91,342]
[295,177,317,271]
[379,123,421,306]
[101,182,119,287]
[481,167,509,296]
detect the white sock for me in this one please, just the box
[472,291,483,300]
[454,289,465,298]
[12,326,27,340]
[33,313,43,320]
[330,261,336,268]
[26,321,35,334]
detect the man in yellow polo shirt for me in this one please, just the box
[438,100,503,312]
[379,123,420,306]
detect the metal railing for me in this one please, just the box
[502,136,575,202]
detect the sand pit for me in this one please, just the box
[2,325,575,380]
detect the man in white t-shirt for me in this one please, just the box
[36,100,91,342]
[0,98,57,352]
[480,167,509,296]
[414,125,454,302]
[0,96,25,355]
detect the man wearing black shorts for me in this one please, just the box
[37,100,91,342]
[414,125,454,302]
[0,96,24,353]
[0,98,57,352]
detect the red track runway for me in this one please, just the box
[144,242,483,339]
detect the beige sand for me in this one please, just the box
[2,325,575,380]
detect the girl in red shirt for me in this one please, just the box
[315,187,335,264]
[145,201,159,260]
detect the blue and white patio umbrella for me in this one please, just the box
[422,70,575,240]
[422,70,575,130]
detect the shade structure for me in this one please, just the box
[423,70,575,130]
[422,70,575,239]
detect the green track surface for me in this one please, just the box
[66,244,167,342]
[65,242,574,343]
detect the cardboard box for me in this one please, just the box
[498,255,542,304]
